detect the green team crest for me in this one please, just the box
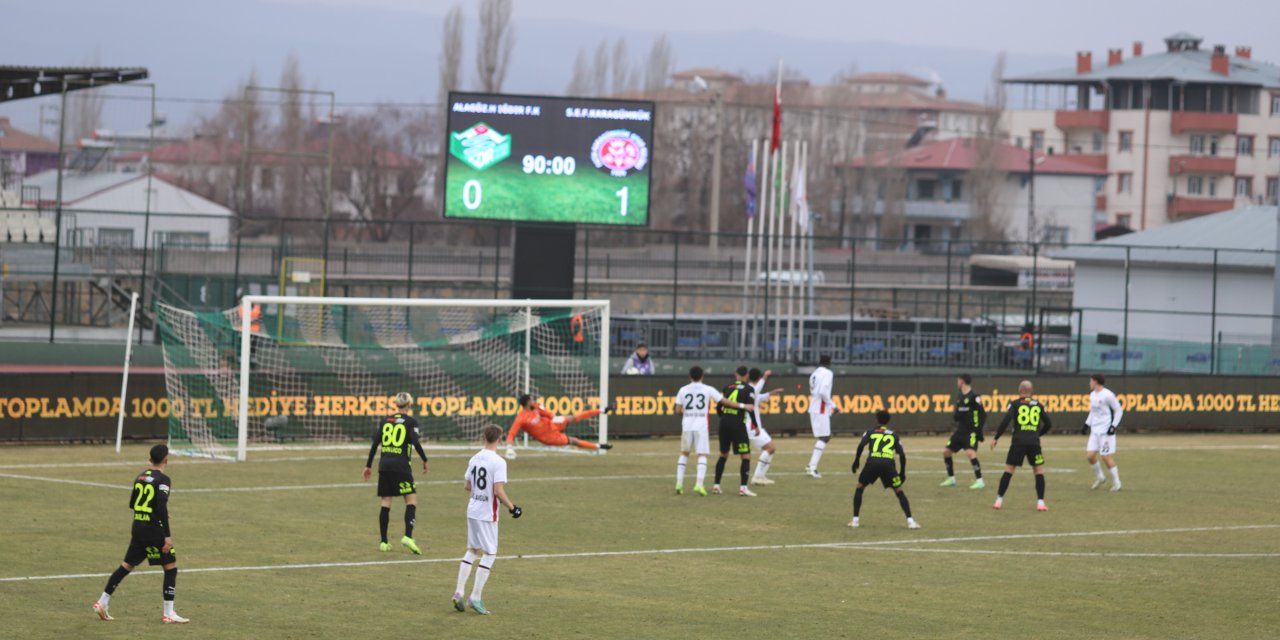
[450,123,512,171]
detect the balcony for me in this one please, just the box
[1170,112,1238,134]
[1167,196,1235,220]
[1055,110,1109,131]
[872,199,971,221]
[1059,154,1108,171]
[1169,155,1235,174]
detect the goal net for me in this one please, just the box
[156,297,610,461]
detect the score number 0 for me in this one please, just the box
[462,179,629,217]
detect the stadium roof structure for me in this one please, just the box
[1054,205,1279,270]
[0,66,149,103]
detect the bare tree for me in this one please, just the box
[439,4,465,100]
[566,48,592,96]
[590,40,610,96]
[475,0,515,92]
[968,52,1010,250]
[643,35,675,91]
[67,50,105,144]
[277,53,306,218]
[610,38,633,95]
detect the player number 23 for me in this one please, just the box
[683,394,707,411]
[381,422,407,447]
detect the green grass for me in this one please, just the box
[2,433,1279,639]
[444,158,650,225]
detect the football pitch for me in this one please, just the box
[2,433,1278,639]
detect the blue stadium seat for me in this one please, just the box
[1186,352,1211,363]
[677,336,700,348]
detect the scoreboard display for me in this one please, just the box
[443,92,654,226]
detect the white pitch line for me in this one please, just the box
[856,546,1280,558]
[2,524,1276,584]
[0,473,120,490]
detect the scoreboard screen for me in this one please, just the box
[443,92,654,226]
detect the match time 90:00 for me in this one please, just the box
[521,154,576,176]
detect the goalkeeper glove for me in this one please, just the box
[1106,425,1117,435]
[509,506,523,519]
[505,446,517,460]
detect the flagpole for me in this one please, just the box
[739,139,758,352]
[786,141,800,361]
[797,141,809,361]
[756,138,772,357]
[772,139,787,361]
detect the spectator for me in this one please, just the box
[623,343,655,375]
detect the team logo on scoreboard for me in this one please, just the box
[590,129,649,177]
[450,123,512,171]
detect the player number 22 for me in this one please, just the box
[132,482,155,513]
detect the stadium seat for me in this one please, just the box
[1186,352,1211,363]
[677,336,700,348]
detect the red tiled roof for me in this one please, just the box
[842,138,1107,175]
[0,116,58,153]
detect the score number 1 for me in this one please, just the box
[615,187,628,217]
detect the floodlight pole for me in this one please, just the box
[49,81,68,343]
[708,90,723,258]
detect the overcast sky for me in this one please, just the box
[285,0,1278,60]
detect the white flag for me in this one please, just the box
[790,154,809,232]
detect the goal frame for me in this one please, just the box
[234,296,611,461]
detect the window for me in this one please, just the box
[1091,132,1104,153]
[1270,137,1280,158]
[1189,134,1205,154]
[97,228,134,248]
[1015,136,1025,148]
[1237,135,1254,157]
[259,167,274,190]
[915,179,937,200]
[1207,176,1218,197]
[161,231,210,247]
[1119,130,1134,152]
[951,179,963,200]
[1187,175,1203,195]
[1267,177,1279,204]
[1272,93,1280,115]
[1117,172,1133,194]
[1209,135,1220,156]
[1030,130,1045,151]
[1043,225,1070,246]
[1116,213,1132,228]
[1235,176,1252,198]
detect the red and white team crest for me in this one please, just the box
[590,129,649,177]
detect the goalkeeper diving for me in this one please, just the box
[505,393,613,458]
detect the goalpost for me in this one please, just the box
[156,297,610,461]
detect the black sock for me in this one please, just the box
[714,456,727,484]
[896,491,912,518]
[739,458,750,487]
[104,566,130,595]
[853,487,864,517]
[405,504,416,538]
[1035,474,1046,500]
[944,457,954,476]
[971,458,983,479]
[379,506,390,543]
[163,567,177,602]
[997,471,1012,498]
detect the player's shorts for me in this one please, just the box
[377,468,416,497]
[466,517,499,555]
[809,412,831,438]
[719,423,751,456]
[945,429,980,452]
[858,461,903,489]
[123,535,176,567]
[749,425,772,448]
[681,429,710,455]
[1006,442,1046,467]
[536,431,571,447]
[1086,432,1117,455]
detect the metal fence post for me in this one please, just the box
[1210,249,1218,374]
[671,231,680,355]
[1122,246,1131,378]
[944,239,952,357]
[1030,242,1039,371]
[232,232,242,300]
[321,217,331,296]
[406,221,415,297]
[493,226,502,299]
[583,228,590,299]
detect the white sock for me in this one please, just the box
[1091,462,1104,479]
[754,451,773,478]
[695,456,707,486]
[471,554,496,600]
[455,551,476,595]
[1037,499,1046,506]
[163,600,175,618]
[808,441,827,470]
[1109,466,1121,484]
[676,454,688,486]
[97,593,110,607]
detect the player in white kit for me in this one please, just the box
[805,354,839,478]
[454,424,521,616]
[674,366,751,496]
[1083,373,1123,491]
[747,367,784,485]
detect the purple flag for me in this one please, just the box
[744,150,757,218]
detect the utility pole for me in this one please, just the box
[1027,147,1036,246]
[708,90,724,258]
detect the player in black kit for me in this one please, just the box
[92,444,189,624]
[363,392,429,554]
[850,411,921,529]
[940,372,987,490]
[990,380,1053,511]
[713,366,757,497]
